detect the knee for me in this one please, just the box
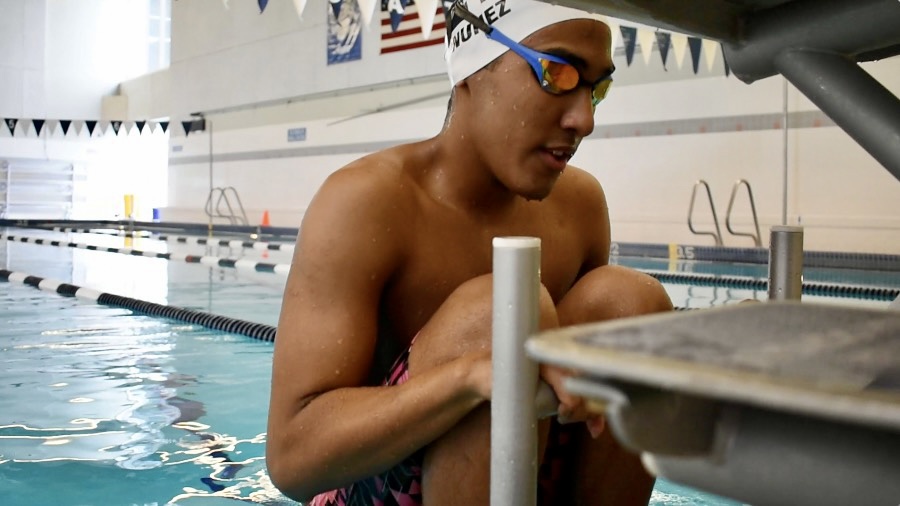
[558,265,673,325]
[410,274,558,371]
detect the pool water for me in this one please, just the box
[0,284,746,506]
[6,227,897,505]
[0,284,288,505]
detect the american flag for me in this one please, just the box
[380,0,446,54]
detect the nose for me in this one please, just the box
[559,86,595,137]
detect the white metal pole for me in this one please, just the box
[491,236,541,506]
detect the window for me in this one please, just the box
[148,0,171,71]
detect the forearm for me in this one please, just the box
[268,354,486,500]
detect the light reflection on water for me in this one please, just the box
[0,284,292,505]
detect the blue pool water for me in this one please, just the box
[3,226,896,505]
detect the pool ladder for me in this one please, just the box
[688,179,761,247]
[204,186,248,225]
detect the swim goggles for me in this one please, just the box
[450,1,614,108]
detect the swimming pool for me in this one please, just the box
[2,223,897,505]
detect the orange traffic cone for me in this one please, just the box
[261,210,271,227]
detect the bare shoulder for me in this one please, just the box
[555,165,609,214]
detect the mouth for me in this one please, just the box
[541,145,576,171]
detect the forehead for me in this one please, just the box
[522,19,613,67]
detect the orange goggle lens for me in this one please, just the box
[540,59,613,107]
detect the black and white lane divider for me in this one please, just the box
[0,269,277,342]
[48,226,296,253]
[0,232,291,275]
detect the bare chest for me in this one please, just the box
[381,206,586,345]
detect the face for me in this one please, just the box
[460,19,613,201]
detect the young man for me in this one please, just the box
[266,0,673,504]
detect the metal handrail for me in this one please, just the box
[204,186,248,225]
[688,180,724,246]
[725,179,762,247]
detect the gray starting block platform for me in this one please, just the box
[526,302,900,506]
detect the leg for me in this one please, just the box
[554,265,673,505]
[408,274,559,506]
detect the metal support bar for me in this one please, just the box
[768,226,803,301]
[723,0,900,83]
[774,50,900,182]
[491,237,541,506]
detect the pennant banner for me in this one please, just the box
[655,32,671,70]
[688,36,703,74]
[620,26,637,67]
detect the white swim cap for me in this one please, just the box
[444,0,601,86]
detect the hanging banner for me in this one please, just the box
[85,120,97,137]
[135,120,146,134]
[379,0,445,55]
[111,121,122,135]
[59,120,71,136]
[327,0,363,64]
[32,119,45,136]
[4,118,17,135]
[258,0,269,13]
[619,26,637,66]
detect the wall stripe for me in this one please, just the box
[167,110,836,165]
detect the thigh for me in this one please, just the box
[408,274,558,506]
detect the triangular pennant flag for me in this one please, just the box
[32,119,45,136]
[359,0,377,26]
[329,0,342,18]
[4,118,17,135]
[86,120,97,137]
[111,120,122,135]
[637,29,655,65]
[387,0,408,32]
[74,121,84,136]
[59,119,71,136]
[619,26,637,66]
[703,38,718,72]
[222,0,229,8]
[671,33,688,70]
[159,121,169,134]
[688,36,703,74]
[722,43,731,77]
[135,120,146,134]
[99,121,110,136]
[182,120,194,136]
[258,0,268,13]
[292,0,307,20]
[417,0,438,39]
[655,32,671,70]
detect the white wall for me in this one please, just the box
[0,0,47,117]
[156,6,900,254]
[0,0,167,221]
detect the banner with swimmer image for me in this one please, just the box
[327,0,364,65]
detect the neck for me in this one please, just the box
[428,123,520,216]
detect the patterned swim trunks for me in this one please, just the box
[309,346,423,506]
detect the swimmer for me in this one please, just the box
[266,1,673,504]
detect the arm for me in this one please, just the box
[266,166,490,501]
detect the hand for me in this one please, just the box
[540,364,606,438]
